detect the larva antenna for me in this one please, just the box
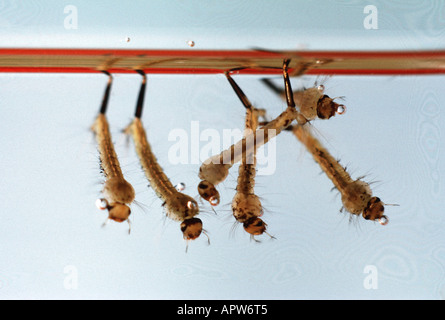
[250,231,277,243]
[101,216,110,229]
[134,69,147,119]
[99,70,113,115]
[202,229,211,245]
[250,234,261,243]
[183,235,208,253]
[264,231,277,240]
[377,202,399,226]
[185,240,190,253]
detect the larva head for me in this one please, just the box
[180,217,203,240]
[316,94,345,119]
[243,217,268,236]
[362,197,388,225]
[96,198,131,223]
[197,180,220,206]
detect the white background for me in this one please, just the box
[0,0,444,299]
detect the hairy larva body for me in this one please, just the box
[92,72,135,229]
[292,124,388,225]
[125,71,204,243]
[232,108,272,239]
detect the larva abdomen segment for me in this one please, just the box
[236,160,256,195]
[232,105,270,238]
[92,114,124,180]
[127,118,176,200]
[127,118,199,223]
[293,125,375,216]
[92,112,135,226]
[92,114,135,204]
[292,124,388,224]
[341,180,373,215]
[293,124,352,193]
[228,106,301,165]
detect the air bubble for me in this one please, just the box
[336,105,346,114]
[187,200,197,210]
[96,198,108,210]
[379,215,389,226]
[187,40,195,47]
[209,196,220,206]
[175,182,186,191]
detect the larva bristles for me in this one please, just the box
[293,124,389,225]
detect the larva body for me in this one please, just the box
[125,70,204,242]
[198,105,300,197]
[198,60,303,206]
[92,114,135,206]
[232,108,270,237]
[127,118,199,224]
[92,74,135,227]
[292,124,388,224]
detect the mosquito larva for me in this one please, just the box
[292,124,389,225]
[227,72,274,240]
[198,60,303,206]
[91,71,135,232]
[124,70,208,244]
[261,75,345,124]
